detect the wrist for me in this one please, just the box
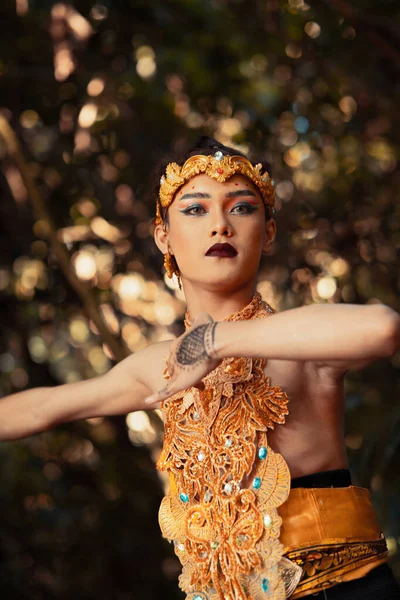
[212,321,235,360]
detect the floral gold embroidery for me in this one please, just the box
[157,293,302,599]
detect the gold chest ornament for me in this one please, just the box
[157,293,303,599]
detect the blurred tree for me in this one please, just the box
[0,0,399,597]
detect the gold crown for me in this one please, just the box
[155,151,276,225]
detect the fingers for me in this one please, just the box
[145,377,206,406]
[144,385,172,406]
[145,369,205,405]
[145,315,214,407]
[167,356,175,378]
[144,394,159,406]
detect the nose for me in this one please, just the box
[209,209,233,237]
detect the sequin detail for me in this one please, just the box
[258,446,268,460]
[262,577,269,592]
[253,477,262,490]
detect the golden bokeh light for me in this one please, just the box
[285,43,302,59]
[69,318,90,344]
[78,103,98,127]
[100,304,119,335]
[88,346,110,374]
[91,216,122,243]
[304,21,321,38]
[316,276,337,300]
[328,258,350,278]
[74,129,91,152]
[135,46,157,79]
[87,78,105,97]
[74,251,97,281]
[117,273,145,300]
[126,411,156,445]
[20,110,40,128]
[28,336,48,363]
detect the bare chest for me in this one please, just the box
[262,359,348,478]
[156,352,349,480]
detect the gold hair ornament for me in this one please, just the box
[155,151,276,225]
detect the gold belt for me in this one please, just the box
[278,486,388,598]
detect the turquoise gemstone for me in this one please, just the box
[262,577,269,592]
[253,477,261,490]
[180,492,189,503]
[258,446,268,460]
[193,596,203,600]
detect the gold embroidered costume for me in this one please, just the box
[155,149,390,598]
[155,293,389,599]
[157,293,302,600]
[278,486,388,597]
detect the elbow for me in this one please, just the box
[373,305,400,357]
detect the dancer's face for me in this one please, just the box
[154,174,276,291]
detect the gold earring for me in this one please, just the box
[164,252,182,289]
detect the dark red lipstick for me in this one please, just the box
[206,243,237,257]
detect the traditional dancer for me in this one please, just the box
[1,136,399,599]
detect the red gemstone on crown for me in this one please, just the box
[217,168,223,174]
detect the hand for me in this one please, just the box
[145,313,221,406]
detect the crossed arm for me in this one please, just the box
[214,302,400,366]
[145,302,400,404]
[0,342,168,442]
[1,303,398,440]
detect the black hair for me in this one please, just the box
[150,136,273,223]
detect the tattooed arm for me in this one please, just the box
[145,314,220,405]
[176,322,217,365]
[145,303,400,405]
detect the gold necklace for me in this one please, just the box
[184,291,268,330]
[157,293,302,600]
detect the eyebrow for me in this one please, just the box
[179,189,257,201]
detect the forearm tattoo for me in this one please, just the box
[176,322,217,367]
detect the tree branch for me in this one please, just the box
[0,116,129,363]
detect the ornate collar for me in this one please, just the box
[157,293,302,599]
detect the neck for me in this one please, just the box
[182,280,257,323]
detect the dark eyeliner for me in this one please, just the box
[179,204,206,215]
[179,202,258,216]
[231,202,258,214]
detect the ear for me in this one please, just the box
[154,223,171,256]
[262,218,276,254]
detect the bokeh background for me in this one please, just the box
[0,0,399,598]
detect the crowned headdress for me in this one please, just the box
[155,150,276,225]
